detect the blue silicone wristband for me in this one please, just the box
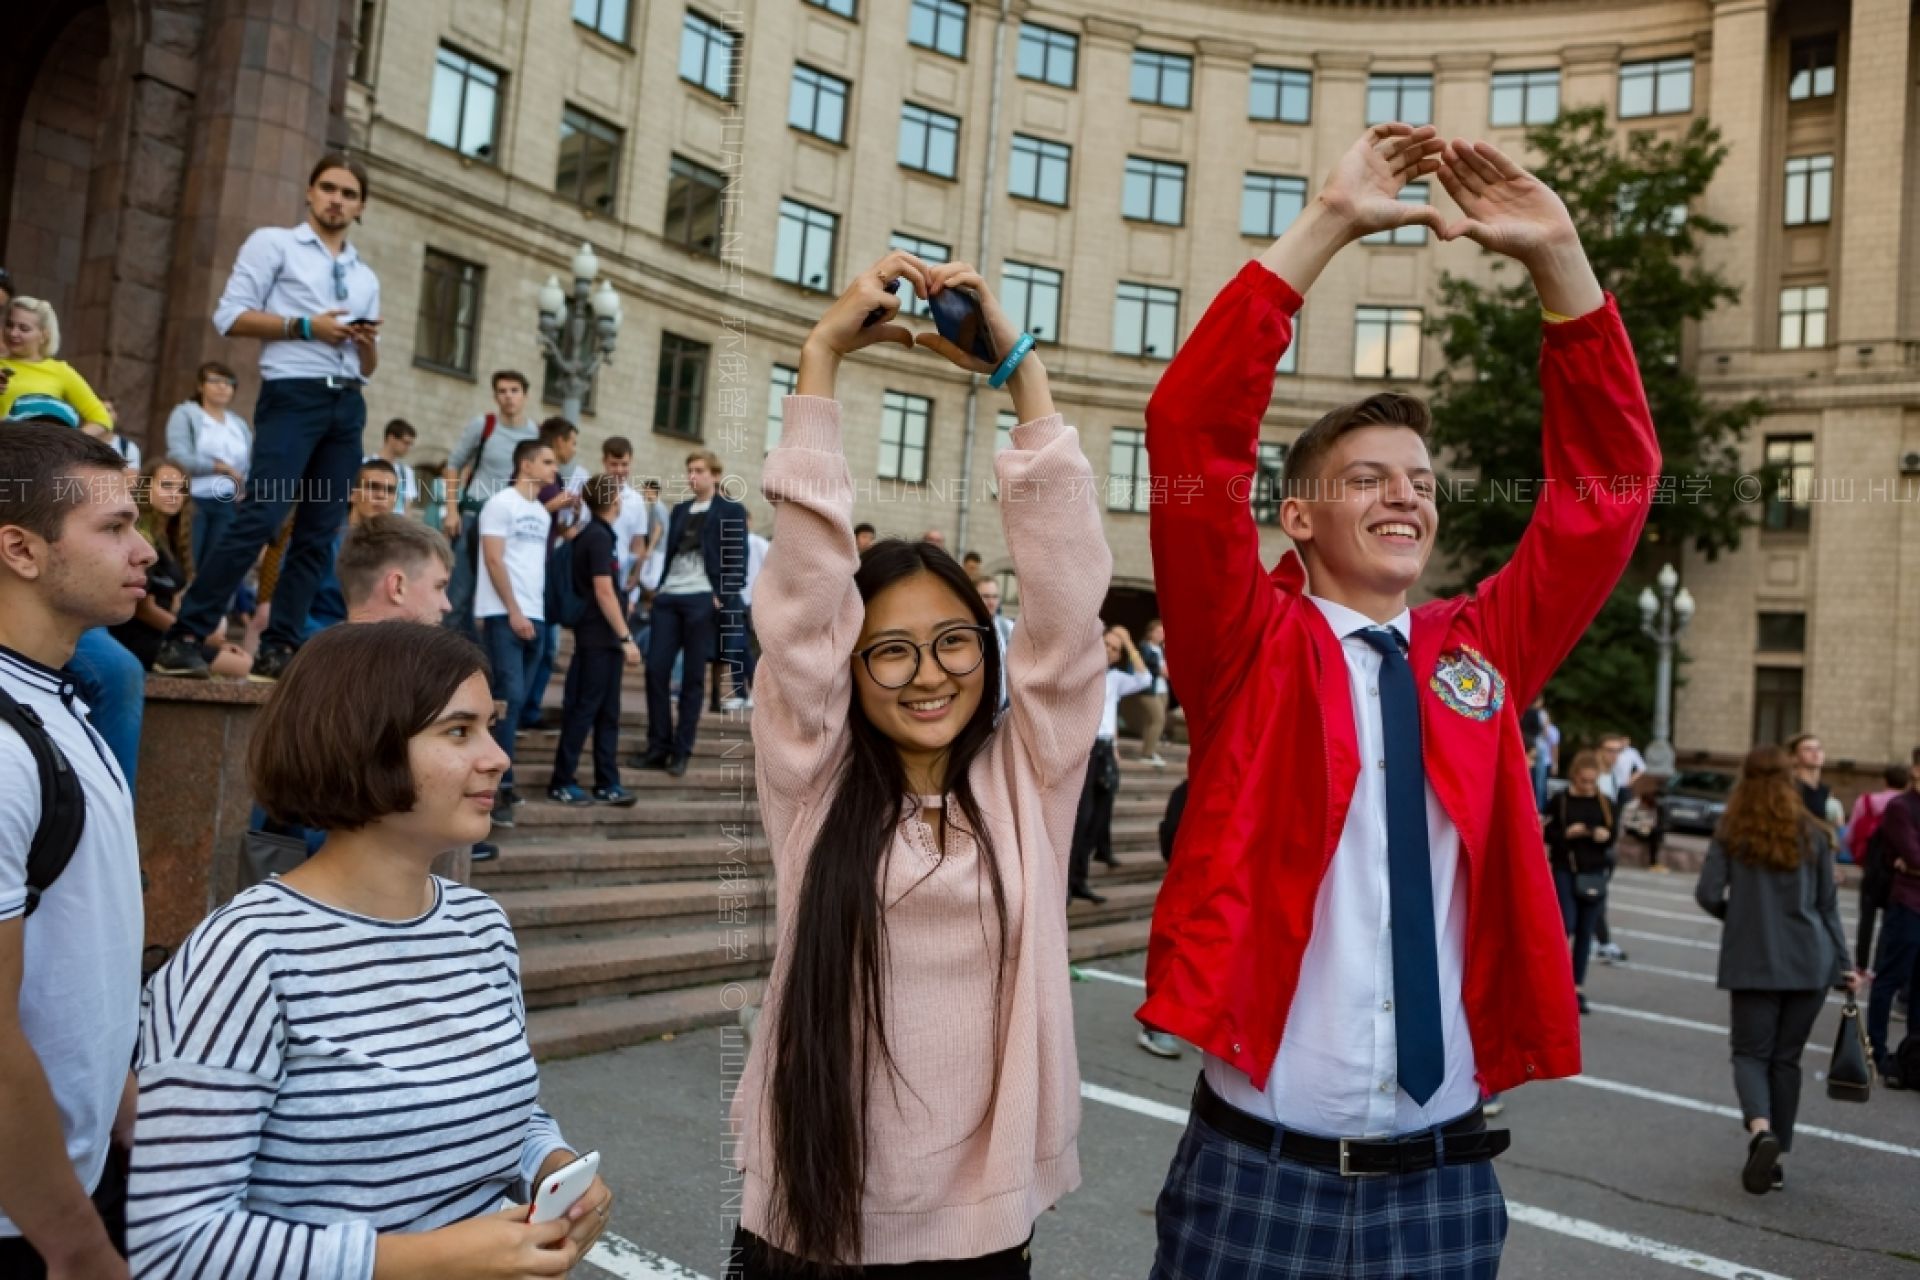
[988,333,1036,389]
[299,315,312,341]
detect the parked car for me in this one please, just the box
[1656,769,1736,835]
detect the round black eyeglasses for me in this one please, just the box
[856,625,991,690]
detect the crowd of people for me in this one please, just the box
[4,125,1920,1280]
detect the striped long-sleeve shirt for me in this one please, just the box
[128,878,570,1279]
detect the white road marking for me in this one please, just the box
[1587,1002,1727,1034]
[1605,959,1845,1007]
[1561,1075,1920,1159]
[1611,926,1720,952]
[1076,1080,1798,1279]
[1610,883,1858,928]
[1075,966,1146,988]
[583,1236,714,1280]
[1610,901,1726,926]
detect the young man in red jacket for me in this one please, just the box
[1142,124,1659,1278]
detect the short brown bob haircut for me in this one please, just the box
[1282,392,1431,501]
[250,621,488,832]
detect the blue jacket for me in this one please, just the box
[661,494,748,598]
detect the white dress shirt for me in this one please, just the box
[213,223,381,382]
[1099,666,1154,741]
[1203,595,1480,1138]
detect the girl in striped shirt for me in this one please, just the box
[129,622,610,1279]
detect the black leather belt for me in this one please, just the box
[1193,1075,1511,1176]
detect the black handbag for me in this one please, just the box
[1572,870,1609,901]
[1826,994,1872,1103]
[239,827,311,893]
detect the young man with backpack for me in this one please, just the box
[1852,763,1916,970]
[1866,756,1920,1086]
[0,425,153,1277]
[440,370,538,635]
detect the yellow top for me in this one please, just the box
[0,357,113,426]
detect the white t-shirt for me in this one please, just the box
[474,487,550,622]
[364,453,419,513]
[741,532,770,607]
[659,499,715,596]
[1611,745,1646,791]
[610,487,652,591]
[0,646,143,1235]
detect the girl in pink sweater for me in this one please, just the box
[729,252,1111,1277]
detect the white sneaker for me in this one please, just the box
[1482,1094,1506,1118]
[1137,1029,1183,1059]
[1596,943,1628,965]
[721,697,746,711]
[1144,754,1167,769]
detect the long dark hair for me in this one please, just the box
[767,538,1008,1268]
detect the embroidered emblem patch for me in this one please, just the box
[1429,645,1506,721]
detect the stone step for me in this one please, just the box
[473,836,772,890]
[520,928,772,1010]
[529,980,766,1061]
[502,754,1188,799]
[495,793,1181,842]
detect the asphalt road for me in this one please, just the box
[540,867,1920,1279]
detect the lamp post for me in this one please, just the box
[537,242,623,425]
[1637,562,1695,775]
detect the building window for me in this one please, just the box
[1249,66,1311,123]
[899,103,960,178]
[879,391,931,483]
[1619,56,1692,118]
[889,232,949,317]
[1108,427,1151,513]
[1123,156,1187,226]
[428,46,502,161]
[1756,612,1806,653]
[910,0,968,59]
[556,106,622,213]
[1788,35,1837,101]
[1009,134,1071,205]
[805,0,856,18]
[1489,69,1560,126]
[775,199,839,290]
[351,0,380,84]
[680,10,739,100]
[664,155,726,257]
[1362,182,1432,245]
[1753,666,1804,747]
[1017,23,1078,88]
[1132,50,1193,109]
[1002,260,1063,343]
[1242,172,1307,238]
[1114,282,1179,359]
[1252,442,1289,525]
[766,363,798,451]
[1354,305,1423,379]
[789,64,851,144]
[1778,284,1828,349]
[1783,154,1833,226]
[1762,435,1814,533]
[415,250,483,376]
[654,334,709,439]
[1366,73,1433,127]
[1277,318,1299,375]
[572,0,629,43]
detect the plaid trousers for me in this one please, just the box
[1151,1109,1509,1279]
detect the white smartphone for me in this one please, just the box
[528,1150,601,1225]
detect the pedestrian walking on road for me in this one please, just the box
[730,251,1107,1277]
[1544,750,1618,1015]
[1140,126,1659,1280]
[1865,754,1920,1086]
[1695,745,1862,1195]
[1850,764,1914,969]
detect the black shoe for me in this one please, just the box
[153,635,211,679]
[593,784,639,807]
[666,754,689,778]
[1577,993,1591,1015]
[500,785,525,809]
[547,784,594,807]
[489,805,515,830]
[1067,884,1107,905]
[1770,1163,1785,1192]
[248,645,295,683]
[632,751,671,771]
[1741,1130,1781,1195]
[469,841,500,863]
[1095,854,1120,869]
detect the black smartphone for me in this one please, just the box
[929,287,996,364]
[861,278,904,329]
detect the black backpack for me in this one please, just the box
[0,683,86,917]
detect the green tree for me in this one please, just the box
[1426,107,1763,753]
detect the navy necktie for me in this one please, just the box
[1355,626,1446,1106]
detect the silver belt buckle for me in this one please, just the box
[1338,1139,1387,1178]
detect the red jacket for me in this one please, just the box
[1139,261,1660,1095]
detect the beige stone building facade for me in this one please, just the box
[5,0,1916,767]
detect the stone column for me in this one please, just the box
[152,0,353,439]
[1697,0,1770,356]
[1836,0,1912,346]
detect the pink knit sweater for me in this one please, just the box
[734,395,1110,1264]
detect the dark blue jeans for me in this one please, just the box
[170,379,365,651]
[1869,901,1920,1063]
[520,622,561,729]
[190,498,237,570]
[718,595,757,698]
[68,627,144,788]
[1554,868,1603,987]
[482,616,543,787]
[646,592,716,758]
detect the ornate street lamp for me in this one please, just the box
[1637,562,1695,775]
[538,242,623,424]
